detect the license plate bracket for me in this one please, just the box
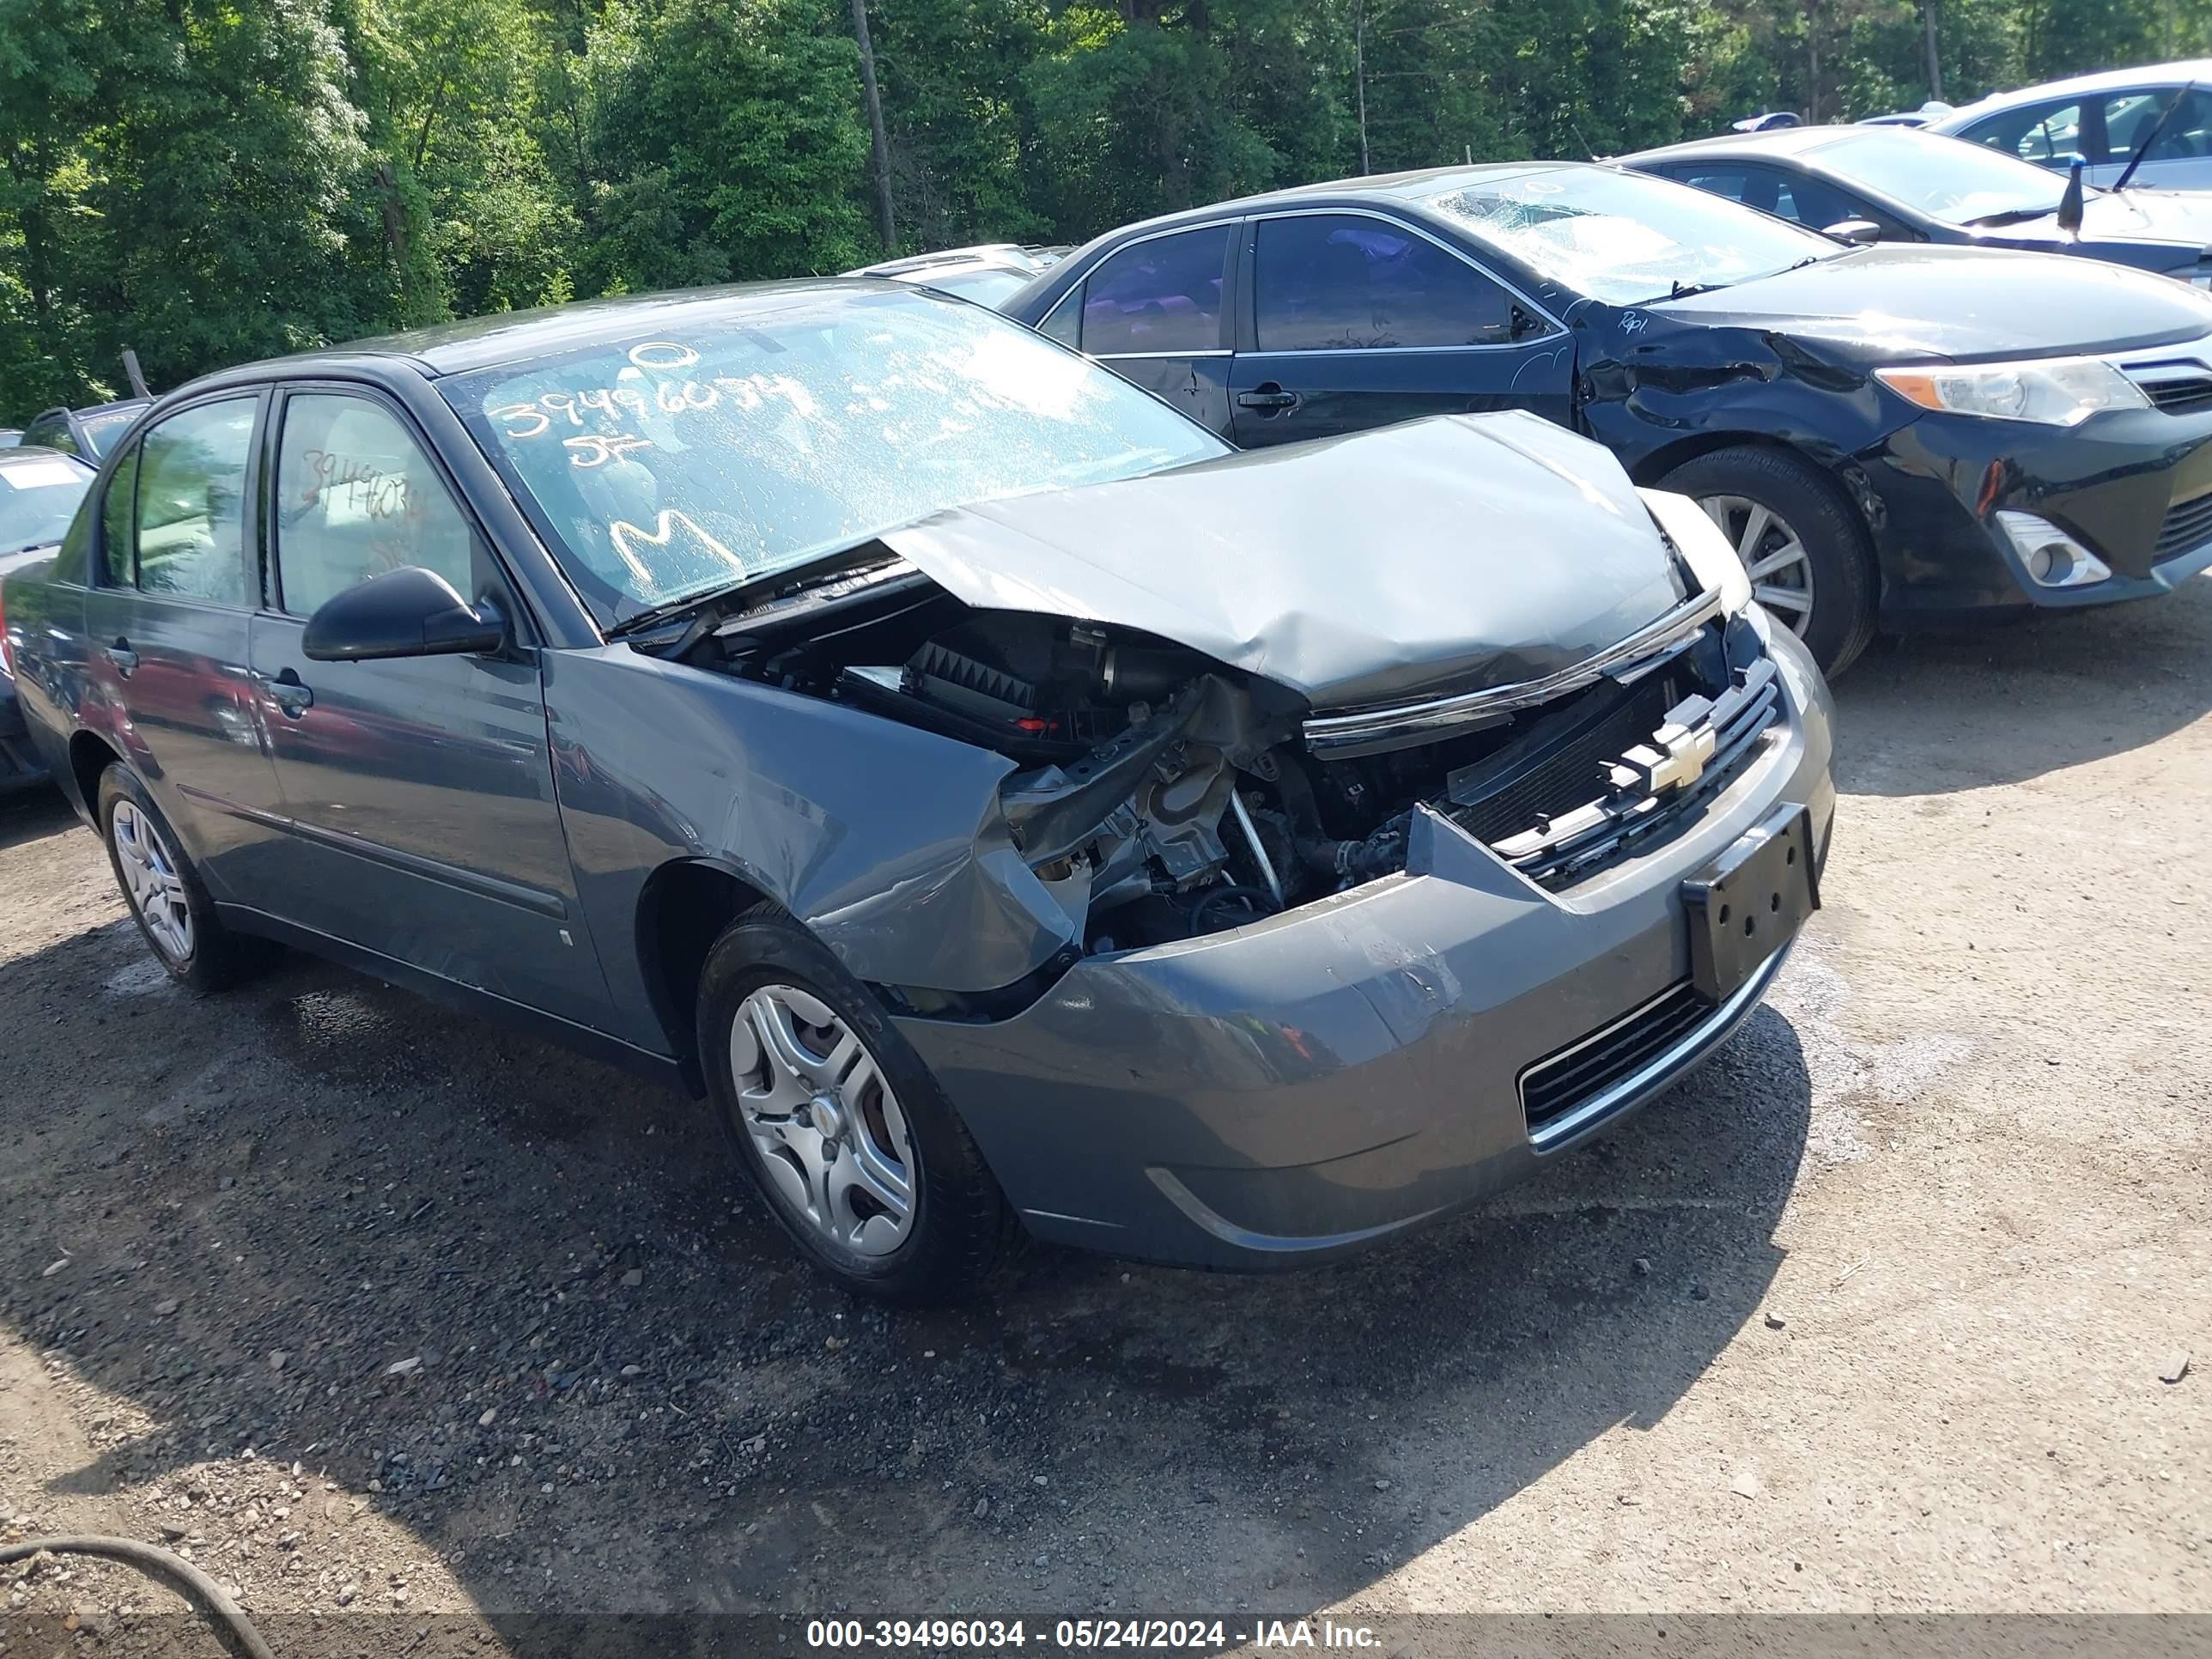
[1681,804,1820,1003]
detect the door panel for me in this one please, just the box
[1230,212,1574,447]
[249,389,611,1026]
[1068,223,1236,435]
[81,397,286,896]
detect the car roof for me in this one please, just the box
[848,244,1057,277]
[33,398,147,422]
[0,444,93,472]
[1622,124,1913,166]
[1058,161,1579,245]
[1940,59,2212,118]
[165,278,969,393]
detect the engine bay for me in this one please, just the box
[637,550,1767,963]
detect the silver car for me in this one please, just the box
[1931,61,2212,191]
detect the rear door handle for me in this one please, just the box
[104,639,138,677]
[254,668,314,718]
[1237,386,1299,412]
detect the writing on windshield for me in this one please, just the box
[441,292,1226,623]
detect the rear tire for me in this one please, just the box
[696,908,1007,1304]
[1661,445,1878,678]
[97,763,271,993]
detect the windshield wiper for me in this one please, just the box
[2111,81,2197,193]
[1964,205,2064,227]
[605,580,750,641]
[1667,278,1726,300]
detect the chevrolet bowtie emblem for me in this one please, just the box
[1611,718,1718,797]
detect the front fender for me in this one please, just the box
[542,646,1080,1049]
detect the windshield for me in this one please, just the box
[0,454,94,553]
[1808,129,2068,224]
[909,268,1030,305]
[1418,166,1840,304]
[442,289,1227,623]
[78,405,146,459]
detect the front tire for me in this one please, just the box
[697,908,1007,1303]
[1660,445,1878,678]
[97,763,270,993]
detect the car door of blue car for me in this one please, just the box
[1226,209,1575,448]
[242,385,614,1028]
[1034,222,1238,435]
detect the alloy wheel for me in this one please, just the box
[1697,493,1816,636]
[112,799,194,964]
[728,983,916,1256]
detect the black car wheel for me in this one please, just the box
[696,907,1008,1303]
[1661,446,1877,677]
[97,763,270,993]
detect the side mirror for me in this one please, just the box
[1824,218,1884,246]
[302,566,507,662]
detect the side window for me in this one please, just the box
[1254,214,1519,351]
[134,399,255,605]
[1678,168,1752,204]
[1767,173,1856,229]
[100,446,140,586]
[1079,227,1229,356]
[2106,88,2212,163]
[23,415,76,457]
[273,393,477,617]
[1038,293,1082,349]
[1970,100,2084,165]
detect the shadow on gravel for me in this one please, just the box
[0,784,76,851]
[1834,572,2212,797]
[0,820,1812,1626]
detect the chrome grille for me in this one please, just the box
[1520,979,1707,1138]
[2122,359,2212,416]
[1486,658,1782,890]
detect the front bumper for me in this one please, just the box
[1862,398,2212,622]
[900,624,1836,1271]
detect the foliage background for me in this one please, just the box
[2,0,2207,417]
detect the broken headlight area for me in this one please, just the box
[664,553,1780,959]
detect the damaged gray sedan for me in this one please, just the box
[3,283,1835,1300]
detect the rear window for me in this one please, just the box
[0,454,94,555]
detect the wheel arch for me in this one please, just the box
[1631,430,1815,489]
[635,855,777,1092]
[67,730,124,820]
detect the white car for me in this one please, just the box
[844,244,1069,307]
[1930,61,2212,191]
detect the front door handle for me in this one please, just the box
[1237,386,1299,412]
[104,638,138,677]
[255,667,314,718]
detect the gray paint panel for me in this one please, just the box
[901,622,1836,1267]
[877,411,1688,708]
[543,645,1081,1045]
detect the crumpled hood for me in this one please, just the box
[1653,242,2212,360]
[877,411,1686,710]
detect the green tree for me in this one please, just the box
[578,0,874,290]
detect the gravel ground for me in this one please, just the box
[2,582,2207,1653]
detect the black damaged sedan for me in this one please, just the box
[1006,162,2212,674]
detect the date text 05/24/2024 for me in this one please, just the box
[805,1620,1383,1650]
